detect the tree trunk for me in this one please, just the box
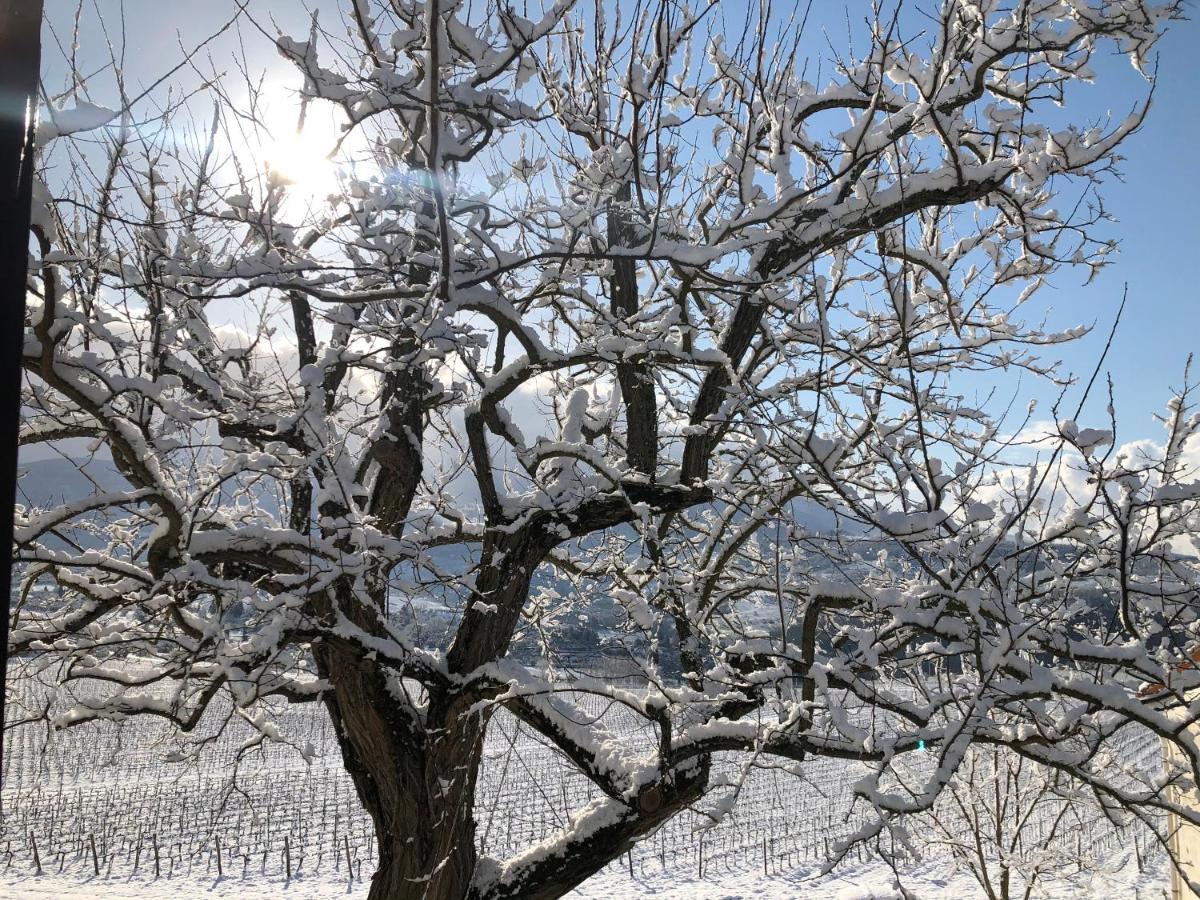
[366,725,484,900]
[319,638,488,900]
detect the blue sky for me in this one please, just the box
[38,1,1199,446]
[1040,21,1200,441]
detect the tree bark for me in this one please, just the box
[318,648,486,900]
[469,757,710,900]
[608,182,657,476]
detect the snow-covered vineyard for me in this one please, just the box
[0,670,1172,898]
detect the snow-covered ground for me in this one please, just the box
[0,674,1171,899]
[0,849,1169,899]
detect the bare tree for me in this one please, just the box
[916,741,1112,899]
[12,2,1200,899]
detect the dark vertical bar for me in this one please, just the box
[0,0,46,781]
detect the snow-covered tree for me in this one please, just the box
[13,2,1200,898]
[917,740,1108,899]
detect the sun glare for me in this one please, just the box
[262,97,344,204]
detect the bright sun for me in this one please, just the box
[261,96,344,203]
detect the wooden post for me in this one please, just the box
[284,835,291,880]
[153,834,160,878]
[29,832,40,876]
[0,0,46,787]
[89,834,99,876]
[214,835,222,877]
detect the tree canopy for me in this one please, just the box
[13,2,1200,898]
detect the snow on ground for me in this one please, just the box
[0,849,1169,899]
[1,677,1172,900]
[570,851,1170,899]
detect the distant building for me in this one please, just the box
[1141,650,1200,900]
[1165,734,1200,899]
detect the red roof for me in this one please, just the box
[1139,645,1200,701]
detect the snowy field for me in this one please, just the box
[0,672,1172,899]
[0,853,1171,900]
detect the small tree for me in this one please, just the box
[13,2,1200,899]
[917,743,1108,899]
